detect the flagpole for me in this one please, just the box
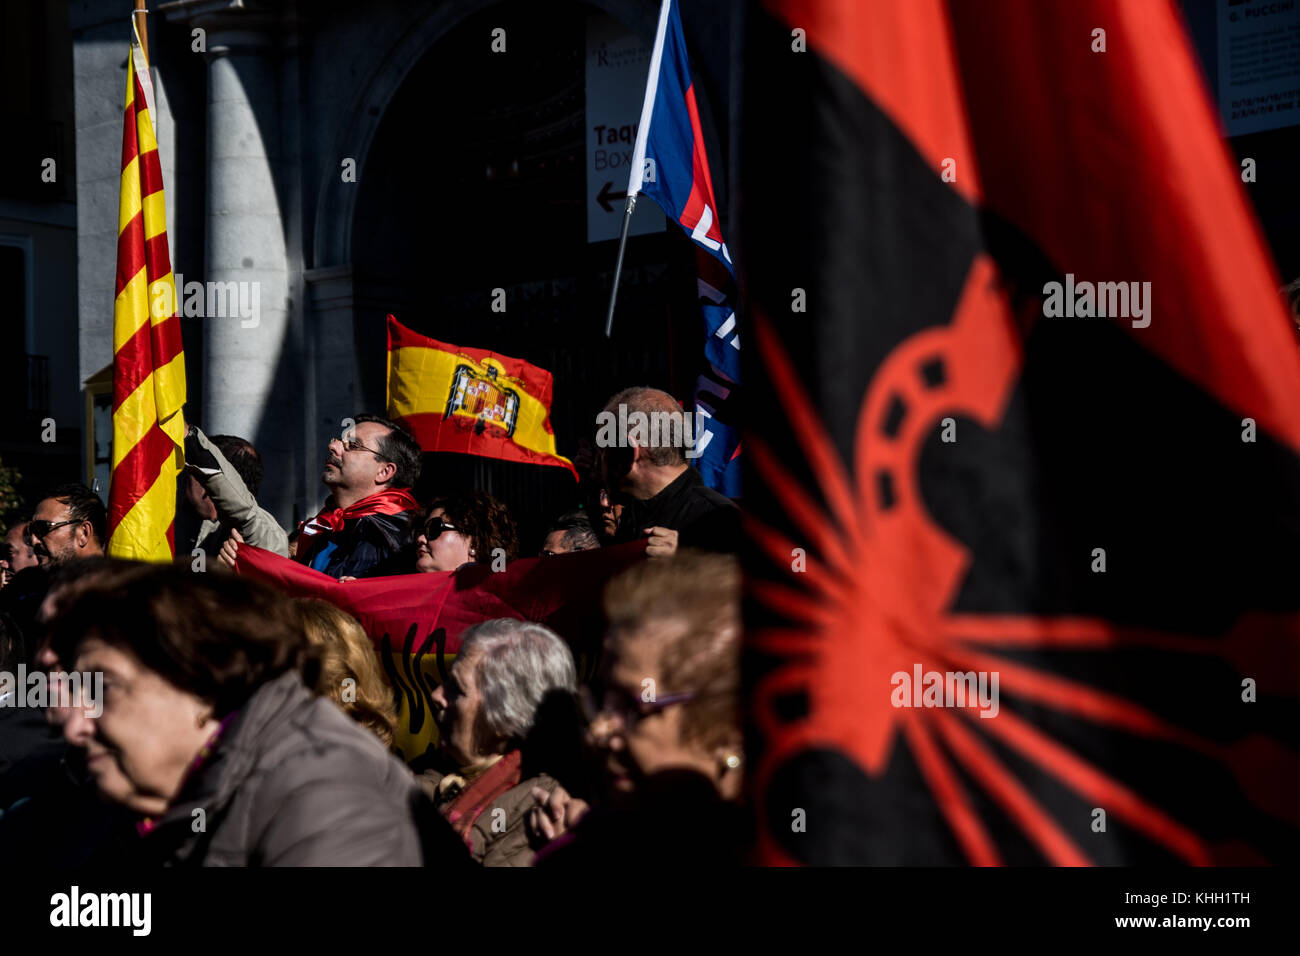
[604,194,638,338]
[607,0,670,339]
[133,0,149,64]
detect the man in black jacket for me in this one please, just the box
[292,414,424,578]
[595,387,740,554]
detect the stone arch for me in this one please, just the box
[311,0,655,270]
[302,0,664,533]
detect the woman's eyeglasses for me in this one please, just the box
[578,685,696,728]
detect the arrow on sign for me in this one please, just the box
[597,181,627,213]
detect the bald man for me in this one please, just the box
[593,386,739,554]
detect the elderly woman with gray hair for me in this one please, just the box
[420,618,577,866]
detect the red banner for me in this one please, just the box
[235,542,646,759]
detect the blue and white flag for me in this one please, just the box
[629,0,741,495]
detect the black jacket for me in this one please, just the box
[535,770,751,867]
[616,467,740,552]
[300,510,417,579]
[0,706,65,810]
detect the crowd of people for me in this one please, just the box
[0,386,744,866]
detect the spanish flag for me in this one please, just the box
[386,316,576,478]
[106,31,186,561]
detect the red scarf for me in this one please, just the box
[296,487,420,559]
[443,749,524,850]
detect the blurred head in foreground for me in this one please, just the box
[589,550,742,803]
[48,563,311,816]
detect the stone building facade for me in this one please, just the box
[66,0,740,541]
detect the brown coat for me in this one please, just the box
[419,765,559,867]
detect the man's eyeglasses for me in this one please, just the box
[338,434,385,458]
[28,519,81,540]
[423,519,458,540]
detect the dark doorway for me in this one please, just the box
[352,0,702,551]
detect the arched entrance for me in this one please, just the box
[326,0,709,549]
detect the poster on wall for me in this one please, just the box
[1217,0,1300,135]
[585,11,665,244]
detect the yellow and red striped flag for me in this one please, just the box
[106,30,186,561]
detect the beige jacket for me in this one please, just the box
[188,426,290,557]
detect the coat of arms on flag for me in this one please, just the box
[386,315,576,477]
[445,362,520,438]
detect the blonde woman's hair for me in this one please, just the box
[291,598,398,749]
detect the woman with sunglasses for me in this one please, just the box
[414,492,519,573]
[526,551,749,865]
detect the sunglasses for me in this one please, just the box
[422,519,458,540]
[28,519,81,540]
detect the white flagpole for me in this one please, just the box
[604,0,673,339]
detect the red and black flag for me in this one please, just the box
[741,0,1300,864]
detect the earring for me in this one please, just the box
[469,548,476,557]
[723,753,742,770]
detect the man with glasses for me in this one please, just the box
[290,413,423,579]
[28,485,106,569]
